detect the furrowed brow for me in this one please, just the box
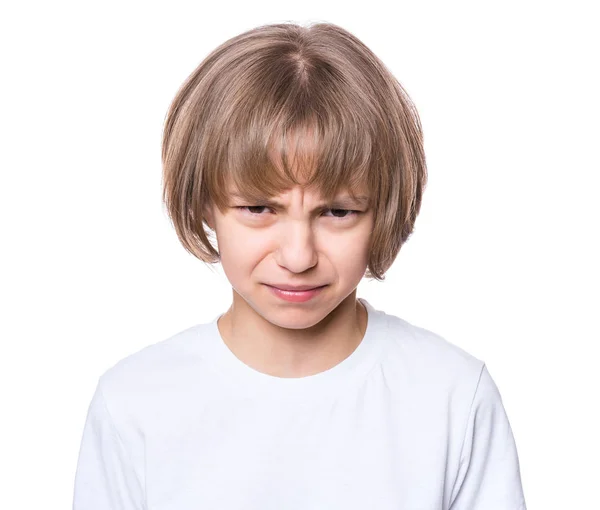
[229,193,370,209]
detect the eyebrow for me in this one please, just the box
[229,193,370,209]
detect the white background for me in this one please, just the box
[1,1,598,508]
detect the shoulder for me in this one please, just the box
[379,311,485,394]
[386,312,482,364]
[95,321,214,419]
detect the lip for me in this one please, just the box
[268,283,325,291]
[265,284,326,303]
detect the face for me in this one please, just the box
[204,183,374,330]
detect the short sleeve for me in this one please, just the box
[449,364,527,510]
[72,379,145,510]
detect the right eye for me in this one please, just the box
[236,206,272,215]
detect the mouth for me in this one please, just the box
[265,284,327,302]
[266,284,327,291]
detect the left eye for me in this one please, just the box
[236,206,358,219]
[325,209,358,219]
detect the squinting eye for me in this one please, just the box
[235,206,360,220]
[236,206,271,215]
[324,209,359,219]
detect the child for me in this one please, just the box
[73,21,527,510]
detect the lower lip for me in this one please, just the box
[266,285,326,302]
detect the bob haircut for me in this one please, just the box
[161,21,427,281]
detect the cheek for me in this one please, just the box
[337,241,370,267]
[321,233,371,276]
[326,222,372,255]
[217,228,269,265]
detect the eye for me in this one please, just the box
[323,208,359,220]
[236,206,272,215]
[236,206,359,220]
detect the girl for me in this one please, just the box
[73,21,527,510]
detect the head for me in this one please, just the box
[161,21,427,325]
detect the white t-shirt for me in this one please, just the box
[72,298,527,510]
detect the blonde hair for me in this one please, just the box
[161,21,427,281]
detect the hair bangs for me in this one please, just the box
[207,99,377,212]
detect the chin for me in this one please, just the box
[259,303,332,328]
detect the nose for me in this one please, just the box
[274,221,318,273]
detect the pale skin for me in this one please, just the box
[203,179,374,379]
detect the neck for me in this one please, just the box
[217,292,368,378]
